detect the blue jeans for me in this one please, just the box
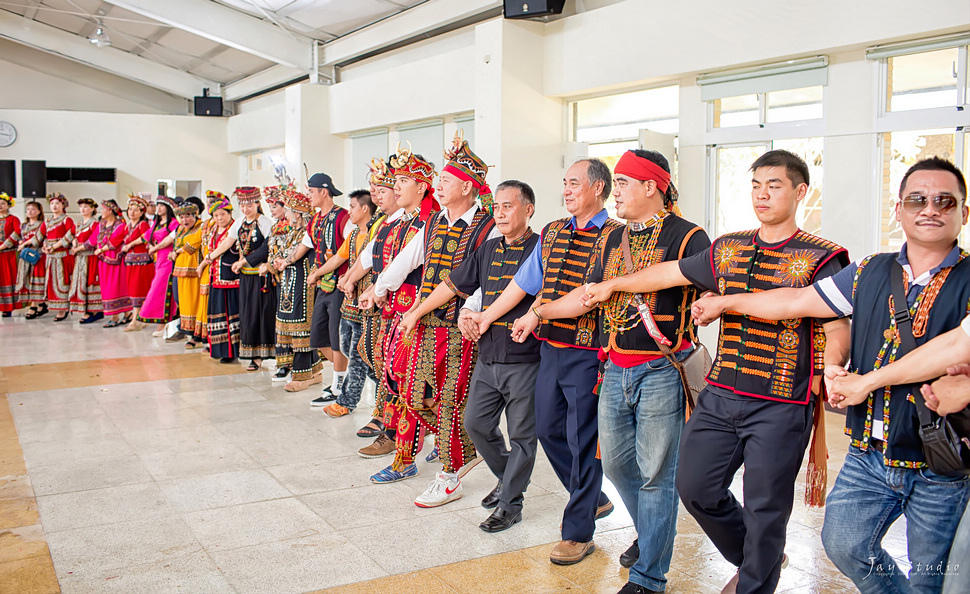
[944,502,970,594]
[599,352,687,592]
[337,319,368,411]
[822,445,970,594]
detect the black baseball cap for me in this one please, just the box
[307,173,343,196]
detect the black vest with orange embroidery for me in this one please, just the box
[419,207,495,324]
[597,214,708,356]
[707,230,849,404]
[537,216,623,349]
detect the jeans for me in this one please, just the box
[599,353,687,592]
[337,319,366,411]
[944,502,970,594]
[822,445,970,594]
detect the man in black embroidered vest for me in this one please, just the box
[479,158,623,566]
[364,134,498,506]
[400,180,541,532]
[288,172,353,404]
[585,150,850,594]
[692,157,970,594]
[530,150,710,594]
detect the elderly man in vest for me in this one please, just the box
[479,158,622,565]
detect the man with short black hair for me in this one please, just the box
[691,156,970,593]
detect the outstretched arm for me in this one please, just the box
[478,279,528,334]
[583,260,690,307]
[833,324,970,407]
[691,286,836,327]
[399,282,458,335]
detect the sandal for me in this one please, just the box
[79,313,95,324]
[34,303,49,318]
[103,319,123,328]
[246,359,262,371]
[54,313,69,322]
[357,419,384,438]
[24,307,38,320]
[122,313,133,324]
[185,341,198,350]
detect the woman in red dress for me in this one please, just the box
[0,192,22,317]
[16,200,47,319]
[69,198,103,323]
[121,195,152,330]
[90,200,131,327]
[41,193,76,321]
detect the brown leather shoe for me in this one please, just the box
[595,500,614,520]
[549,539,595,565]
[358,433,395,458]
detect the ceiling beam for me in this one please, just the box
[321,0,502,67]
[102,0,314,70]
[0,10,214,99]
[222,64,305,102]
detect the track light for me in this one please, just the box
[88,20,111,48]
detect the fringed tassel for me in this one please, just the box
[805,396,828,507]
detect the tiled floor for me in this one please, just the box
[0,314,901,593]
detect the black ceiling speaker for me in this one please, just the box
[0,161,14,197]
[504,0,566,19]
[22,160,46,198]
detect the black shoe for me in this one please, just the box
[273,367,291,381]
[54,313,69,322]
[619,538,639,568]
[165,331,187,342]
[34,303,49,318]
[219,357,236,364]
[617,581,661,594]
[2,312,10,318]
[311,387,338,405]
[481,482,502,509]
[479,507,521,533]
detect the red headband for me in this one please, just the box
[442,164,492,198]
[614,151,671,194]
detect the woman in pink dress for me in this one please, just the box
[132,196,179,332]
[89,200,131,327]
[40,193,76,321]
[120,195,152,331]
[16,200,47,319]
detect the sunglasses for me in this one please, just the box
[901,193,962,214]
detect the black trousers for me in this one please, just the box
[676,387,814,594]
[464,360,540,514]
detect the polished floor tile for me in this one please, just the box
[1,317,868,593]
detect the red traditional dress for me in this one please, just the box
[16,220,47,302]
[122,220,152,308]
[0,214,22,312]
[69,217,103,314]
[40,214,76,313]
[90,219,131,316]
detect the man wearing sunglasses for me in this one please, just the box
[690,157,970,593]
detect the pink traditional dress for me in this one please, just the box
[89,219,131,316]
[137,218,179,323]
[0,214,22,312]
[69,217,103,315]
[122,220,152,308]
[40,213,76,313]
[16,219,47,302]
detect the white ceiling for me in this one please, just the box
[0,0,430,93]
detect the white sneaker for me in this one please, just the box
[414,471,463,508]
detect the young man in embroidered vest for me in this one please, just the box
[585,150,850,594]
[340,158,404,440]
[477,158,622,565]
[356,149,440,471]
[691,157,970,594]
[529,150,710,593]
[362,134,498,505]
[287,172,353,405]
[399,180,540,527]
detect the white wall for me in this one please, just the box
[0,109,236,217]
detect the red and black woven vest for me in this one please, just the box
[309,205,349,275]
[419,207,494,324]
[381,201,437,315]
[537,216,623,349]
[708,229,849,404]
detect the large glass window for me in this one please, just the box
[712,87,823,129]
[889,48,960,112]
[574,85,679,142]
[712,138,824,236]
[350,131,389,190]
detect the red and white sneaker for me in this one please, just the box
[414,471,463,508]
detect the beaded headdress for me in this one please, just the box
[233,186,262,205]
[389,143,436,188]
[442,130,492,214]
[284,189,313,214]
[368,157,396,189]
[0,192,14,207]
[46,192,69,207]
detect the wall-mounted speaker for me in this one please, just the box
[22,160,46,198]
[503,0,566,19]
[0,161,14,197]
[194,96,224,117]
